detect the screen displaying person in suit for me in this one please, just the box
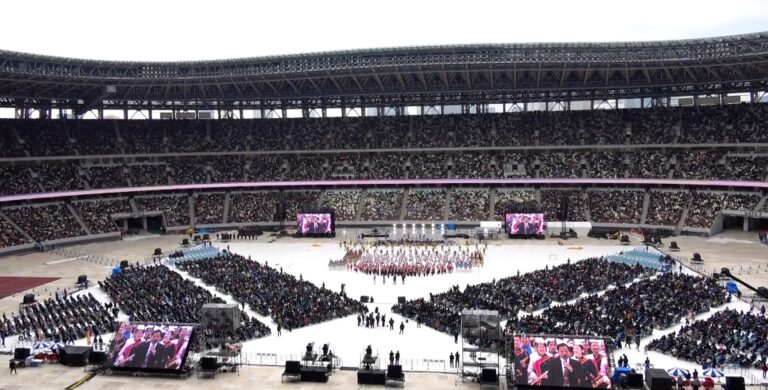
[127,329,170,369]
[517,215,539,235]
[506,213,544,236]
[543,343,583,387]
[298,214,332,234]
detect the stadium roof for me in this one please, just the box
[1,31,768,111]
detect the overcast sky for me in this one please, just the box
[1,0,766,61]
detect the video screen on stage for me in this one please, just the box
[108,323,194,371]
[297,212,334,235]
[511,335,611,388]
[505,213,545,235]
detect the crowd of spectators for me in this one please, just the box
[686,192,761,228]
[134,195,190,227]
[540,190,587,221]
[170,158,210,185]
[322,190,360,221]
[673,151,726,180]
[646,192,689,226]
[0,293,115,340]
[449,190,489,221]
[247,156,284,181]
[627,151,672,178]
[405,189,446,220]
[72,198,132,234]
[359,154,404,180]
[371,117,410,149]
[585,151,626,179]
[1,105,768,157]
[228,192,276,223]
[360,190,404,221]
[20,121,73,156]
[4,204,86,242]
[494,190,536,220]
[0,217,31,247]
[118,122,167,154]
[537,152,584,178]
[128,164,169,187]
[451,153,497,178]
[412,116,453,148]
[283,156,326,181]
[408,153,446,179]
[194,193,225,225]
[0,123,26,157]
[509,273,724,343]
[0,165,40,195]
[393,257,654,337]
[86,165,129,189]
[99,264,270,342]
[327,154,360,179]
[647,308,768,369]
[209,157,246,183]
[588,190,644,224]
[724,155,768,181]
[70,121,120,155]
[176,253,365,331]
[35,163,84,192]
[282,191,321,221]
[326,119,369,150]
[0,150,764,195]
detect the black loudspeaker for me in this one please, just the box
[153,248,162,256]
[757,286,768,299]
[387,364,403,378]
[273,202,286,222]
[725,376,745,390]
[397,296,406,304]
[357,369,386,385]
[646,368,672,390]
[60,346,90,367]
[22,293,35,304]
[77,275,88,284]
[201,356,218,370]
[360,295,369,303]
[480,368,498,383]
[558,195,570,221]
[89,351,106,365]
[649,377,672,390]
[181,238,190,245]
[285,360,301,373]
[14,348,31,360]
[120,260,129,269]
[627,373,644,388]
[692,253,703,262]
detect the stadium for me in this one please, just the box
[1,9,768,389]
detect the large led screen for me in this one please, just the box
[512,335,611,388]
[505,213,545,235]
[109,323,194,371]
[297,213,334,235]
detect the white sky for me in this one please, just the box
[1,0,767,61]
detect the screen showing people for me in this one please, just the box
[109,323,194,371]
[297,213,333,235]
[512,336,611,388]
[506,213,545,235]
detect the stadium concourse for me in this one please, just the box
[0,232,767,389]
